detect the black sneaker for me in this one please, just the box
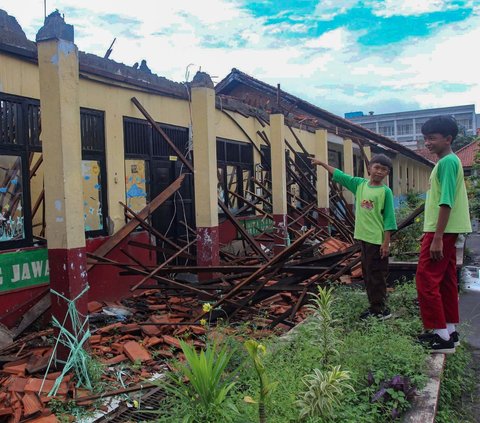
[420,333,455,354]
[376,309,392,320]
[360,308,373,320]
[417,331,436,343]
[450,331,460,347]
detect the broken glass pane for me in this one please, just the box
[0,155,25,242]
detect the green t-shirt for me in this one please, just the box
[333,169,397,245]
[424,153,471,234]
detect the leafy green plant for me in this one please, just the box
[369,374,416,419]
[244,340,278,423]
[295,365,354,421]
[154,340,238,422]
[306,286,339,365]
[390,191,424,261]
[466,141,480,220]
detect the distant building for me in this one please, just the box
[346,105,478,150]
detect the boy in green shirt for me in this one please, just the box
[311,154,397,319]
[416,116,471,353]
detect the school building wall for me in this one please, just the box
[0,24,432,326]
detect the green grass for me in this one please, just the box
[435,344,477,423]
[150,281,430,423]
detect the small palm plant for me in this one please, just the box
[159,340,238,421]
[295,365,354,421]
[306,286,339,365]
[244,340,278,423]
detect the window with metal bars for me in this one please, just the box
[123,117,191,159]
[80,108,108,236]
[217,138,253,214]
[260,145,271,169]
[123,116,190,215]
[0,93,39,248]
[295,152,316,203]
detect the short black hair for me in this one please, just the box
[370,153,392,169]
[421,115,458,141]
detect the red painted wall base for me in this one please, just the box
[0,231,155,330]
[272,214,288,254]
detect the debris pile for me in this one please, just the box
[0,98,424,421]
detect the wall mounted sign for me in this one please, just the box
[0,248,49,294]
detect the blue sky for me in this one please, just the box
[1,0,479,117]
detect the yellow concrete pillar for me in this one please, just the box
[315,129,329,227]
[400,159,408,195]
[393,158,401,197]
[191,71,219,266]
[36,11,88,357]
[270,113,288,251]
[343,138,354,205]
[414,166,420,193]
[408,161,416,193]
[105,110,126,233]
[363,145,372,177]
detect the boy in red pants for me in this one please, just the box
[416,116,471,353]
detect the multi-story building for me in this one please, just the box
[346,105,478,149]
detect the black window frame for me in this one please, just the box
[0,93,40,250]
[80,107,108,238]
[123,116,192,223]
[217,138,254,215]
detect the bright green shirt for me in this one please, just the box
[333,169,397,245]
[424,153,471,234]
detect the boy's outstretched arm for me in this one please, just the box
[311,158,336,175]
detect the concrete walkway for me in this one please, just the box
[460,233,480,422]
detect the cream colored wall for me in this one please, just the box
[1,51,433,233]
[0,55,40,98]
[1,52,191,233]
[77,78,191,232]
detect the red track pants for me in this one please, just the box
[415,232,459,329]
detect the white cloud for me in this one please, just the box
[0,0,479,116]
[369,0,465,18]
[304,27,354,51]
[313,0,359,20]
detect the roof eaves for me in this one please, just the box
[217,68,434,167]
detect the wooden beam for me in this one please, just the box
[87,174,185,270]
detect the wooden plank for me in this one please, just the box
[194,228,314,321]
[12,294,51,339]
[87,174,185,270]
[129,239,196,291]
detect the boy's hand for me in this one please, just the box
[430,236,444,261]
[380,242,390,258]
[310,158,324,167]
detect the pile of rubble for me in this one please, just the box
[0,99,424,421]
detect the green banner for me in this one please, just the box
[0,248,49,293]
[240,217,274,237]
